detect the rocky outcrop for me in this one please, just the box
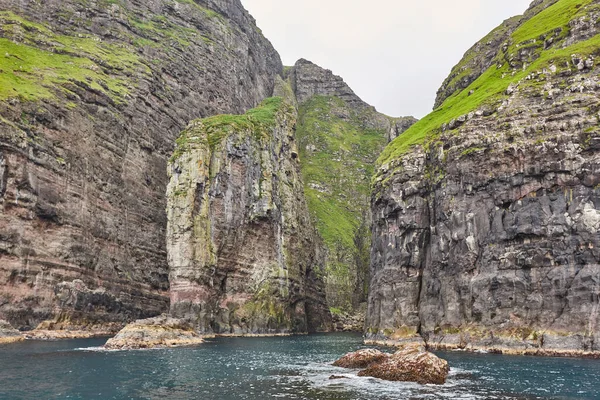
[290,59,416,312]
[331,305,366,332]
[357,344,449,385]
[332,348,388,369]
[166,80,331,335]
[0,0,282,331]
[368,0,600,355]
[104,315,204,349]
[0,320,23,344]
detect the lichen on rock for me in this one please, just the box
[332,348,389,369]
[166,78,331,335]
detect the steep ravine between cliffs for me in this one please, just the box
[367,0,600,355]
[157,61,416,337]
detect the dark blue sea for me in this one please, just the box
[0,333,598,399]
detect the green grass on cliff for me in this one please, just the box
[297,95,387,310]
[171,97,288,162]
[378,0,598,167]
[297,96,387,249]
[0,11,148,103]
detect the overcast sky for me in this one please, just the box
[242,0,532,118]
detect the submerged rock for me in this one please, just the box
[0,320,23,344]
[357,344,449,385]
[104,316,205,350]
[333,348,389,369]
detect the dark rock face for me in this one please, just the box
[368,0,600,354]
[0,0,282,330]
[166,83,331,334]
[291,59,370,109]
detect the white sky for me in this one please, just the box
[242,0,533,118]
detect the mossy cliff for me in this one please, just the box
[0,0,282,332]
[369,0,600,354]
[166,80,331,334]
[289,59,416,314]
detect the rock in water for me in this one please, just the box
[357,344,449,385]
[333,348,389,369]
[0,320,23,344]
[104,316,204,350]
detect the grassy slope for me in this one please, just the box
[297,96,388,250]
[0,2,224,104]
[0,11,149,103]
[171,97,288,162]
[378,0,598,167]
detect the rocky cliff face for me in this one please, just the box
[166,80,331,334]
[368,0,600,354]
[0,0,281,331]
[290,59,416,312]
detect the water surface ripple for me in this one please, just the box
[0,333,598,399]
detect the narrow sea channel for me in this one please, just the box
[0,333,598,399]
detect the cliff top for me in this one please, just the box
[378,0,600,169]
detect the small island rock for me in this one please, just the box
[104,315,205,350]
[358,344,449,385]
[333,348,389,368]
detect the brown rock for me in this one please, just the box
[333,348,389,369]
[104,315,205,350]
[357,344,449,385]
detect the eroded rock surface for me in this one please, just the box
[104,315,204,350]
[0,0,282,331]
[332,348,388,369]
[167,80,331,335]
[357,344,449,385]
[368,0,600,354]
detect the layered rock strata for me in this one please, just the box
[0,0,281,331]
[166,81,331,334]
[368,0,600,355]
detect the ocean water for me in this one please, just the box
[0,333,598,400]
